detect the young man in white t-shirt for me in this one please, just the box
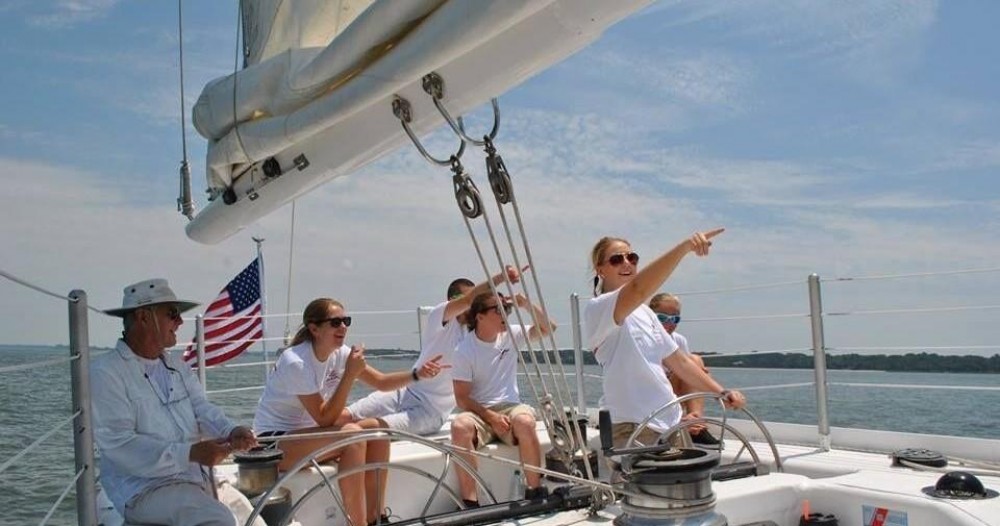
[450,292,556,506]
[345,266,525,435]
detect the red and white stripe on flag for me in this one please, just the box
[183,258,263,367]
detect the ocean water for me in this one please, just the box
[1,346,997,525]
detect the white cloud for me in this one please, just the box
[645,0,938,87]
[28,0,121,28]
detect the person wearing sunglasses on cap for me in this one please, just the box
[91,278,258,526]
[585,230,746,450]
[450,291,556,507]
[649,293,721,446]
[252,298,442,526]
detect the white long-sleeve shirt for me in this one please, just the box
[90,340,237,513]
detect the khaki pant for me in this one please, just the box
[610,422,693,450]
[124,481,236,526]
[457,402,536,447]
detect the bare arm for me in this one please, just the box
[359,365,412,391]
[663,351,745,409]
[513,294,557,341]
[454,379,508,435]
[613,229,724,324]
[442,265,526,322]
[297,347,365,427]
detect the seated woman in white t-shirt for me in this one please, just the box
[253,298,444,526]
[584,230,746,449]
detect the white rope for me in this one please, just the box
[0,411,78,476]
[700,348,813,357]
[206,385,265,395]
[284,200,296,344]
[685,313,809,322]
[825,266,1000,283]
[1,269,104,314]
[830,382,1000,392]
[826,304,1000,317]
[829,345,1000,352]
[676,279,803,296]
[735,382,815,392]
[0,354,78,375]
[38,466,85,526]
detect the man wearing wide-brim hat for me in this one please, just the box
[91,278,257,525]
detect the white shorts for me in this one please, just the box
[347,389,446,436]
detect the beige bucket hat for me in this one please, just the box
[104,278,199,317]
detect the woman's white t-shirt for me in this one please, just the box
[403,301,466,418]
[584,287,680,432]
[452,326,529,407]
[253,341,351,433]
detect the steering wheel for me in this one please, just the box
[243,429,499,526]
[623,392,783,476]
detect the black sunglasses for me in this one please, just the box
[492,303,513,315]
[606,252,640,266]
[316,316,352,328]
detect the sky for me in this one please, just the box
[2,0,998,359]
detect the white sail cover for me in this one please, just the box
[194,0,447,186]
[242,0,373,67]
[187,0,654,244]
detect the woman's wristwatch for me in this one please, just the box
[411,368,420,382]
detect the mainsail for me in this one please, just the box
[187,0,654,244]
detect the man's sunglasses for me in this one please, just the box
[317,316,352,328]
[606,252,640,266]
[489,303,513,315]
[656,313,681,325]
[155,305,182,321]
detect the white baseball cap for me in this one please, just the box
[104,278,199,317]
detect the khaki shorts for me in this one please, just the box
[611,422,692,450]
[457,402,536,447]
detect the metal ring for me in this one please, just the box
[453,173,483,219]
[423,72,500,147]
[392,95,465,167]
[486,152,513,204]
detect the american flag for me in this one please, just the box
[183,258,264,366]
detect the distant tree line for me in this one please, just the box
[699,352,1000,374]
[362,349,999,373]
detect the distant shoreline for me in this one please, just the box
[3,345,997,374]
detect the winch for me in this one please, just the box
[600,410,728,526]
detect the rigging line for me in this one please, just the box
[0,354,78,375]
[687,313,809,322]
[676,279,804,296]
[0,411,78,476]
[38,466,85,526]
[0,269,104,314]
[230,0,250,169]
[284,201,296,344]
[491,165,578,432]
[460,204,545,410]
[826,304,1000,316]
[829,382,1000,392]
[176,0,188,165]
[824,266,1000,282]
[829,345,1000,351]
[479,152,590,476]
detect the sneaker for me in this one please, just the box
[524,486,550,500]
[367,507,394,526]
[691,429,721,446]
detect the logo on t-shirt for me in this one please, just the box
[322,354,342,393]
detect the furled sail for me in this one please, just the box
[187,0,654,244]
